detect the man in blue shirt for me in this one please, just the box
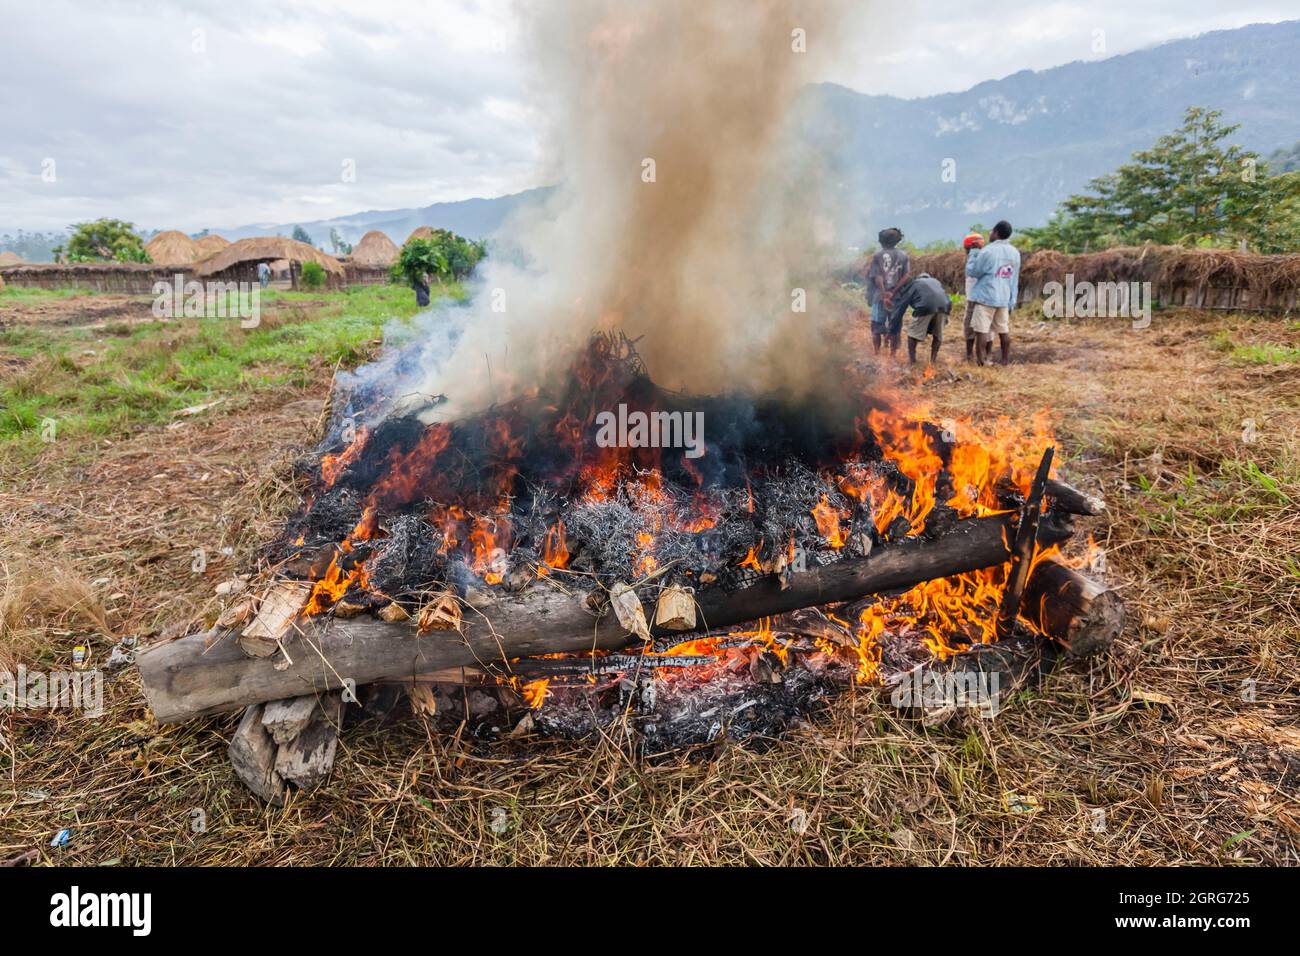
[964,220,1020,366]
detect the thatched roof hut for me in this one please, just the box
[145,230,201,265]
[195,237,344,279]
[0,251,25,267]
[404,226,434,246]
[195,234,230,257]
[352,230,398,267]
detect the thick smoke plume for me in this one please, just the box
[345,0,851,427]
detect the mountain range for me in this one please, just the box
[800,18,1300,244]
[230,19,1300,249]
[6,19,1300,258]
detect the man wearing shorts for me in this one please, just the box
[865,227,910,357]
[961,232,984,361]
[965,220,1020,366]
[888,273,951,366]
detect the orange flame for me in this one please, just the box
[811,495,848,549]
[320,425,370,489]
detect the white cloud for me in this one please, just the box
[0,0,1294,233]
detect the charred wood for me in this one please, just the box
[140,511,1075,723]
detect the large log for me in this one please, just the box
[139,512,1070,723]
[1020,559,1124,656]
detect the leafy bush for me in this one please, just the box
[300,261,327,289]
[392,229,487,286]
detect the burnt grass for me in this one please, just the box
[0,306,1297,865]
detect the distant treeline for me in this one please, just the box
[0,230,67,263]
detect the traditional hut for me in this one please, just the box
[404,226,434,246]
[0,251,25,267]
[145,230,201,266]
[194,237,344,289]
[195,234,231,257]
[352,230,399,267]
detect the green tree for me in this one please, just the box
[58,218,150,263]
[291,225,314,246]
[1022,107,1300,253]
[329,227,353,256]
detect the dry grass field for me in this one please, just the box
[1,288,1296,865]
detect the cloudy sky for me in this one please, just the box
[1,0,1296,233]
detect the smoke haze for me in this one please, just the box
[356,0,853,425]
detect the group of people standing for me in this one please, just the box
[865,221,1021,367]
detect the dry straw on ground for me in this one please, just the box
[0,300,1296,865]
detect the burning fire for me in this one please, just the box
[290,337,1067,709]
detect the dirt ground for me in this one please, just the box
[1,298,1296,866]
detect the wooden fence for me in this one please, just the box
[0,263,195,294]
[1,261,385,293]
[906,246,1300,312]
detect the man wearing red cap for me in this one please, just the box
[965,221,1021,366]
[961,232,984,361]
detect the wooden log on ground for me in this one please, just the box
[139,511,1072,723]
[1021,559,1124,656]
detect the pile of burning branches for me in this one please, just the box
[138,334,1122,804]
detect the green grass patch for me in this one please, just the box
[0,285,97,306]
[1209,329,1300,364]
[0,283,456,448]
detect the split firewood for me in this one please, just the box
[610,582,652,641]
[654,584,696,631]
[228,704,286,806]
[260,695,320,745]
[239,581,310,658]
[332,600,366,619]
[417,592,462,633]
[378,602,410,622]
[274,692,343,791]
[216,596,254,630]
